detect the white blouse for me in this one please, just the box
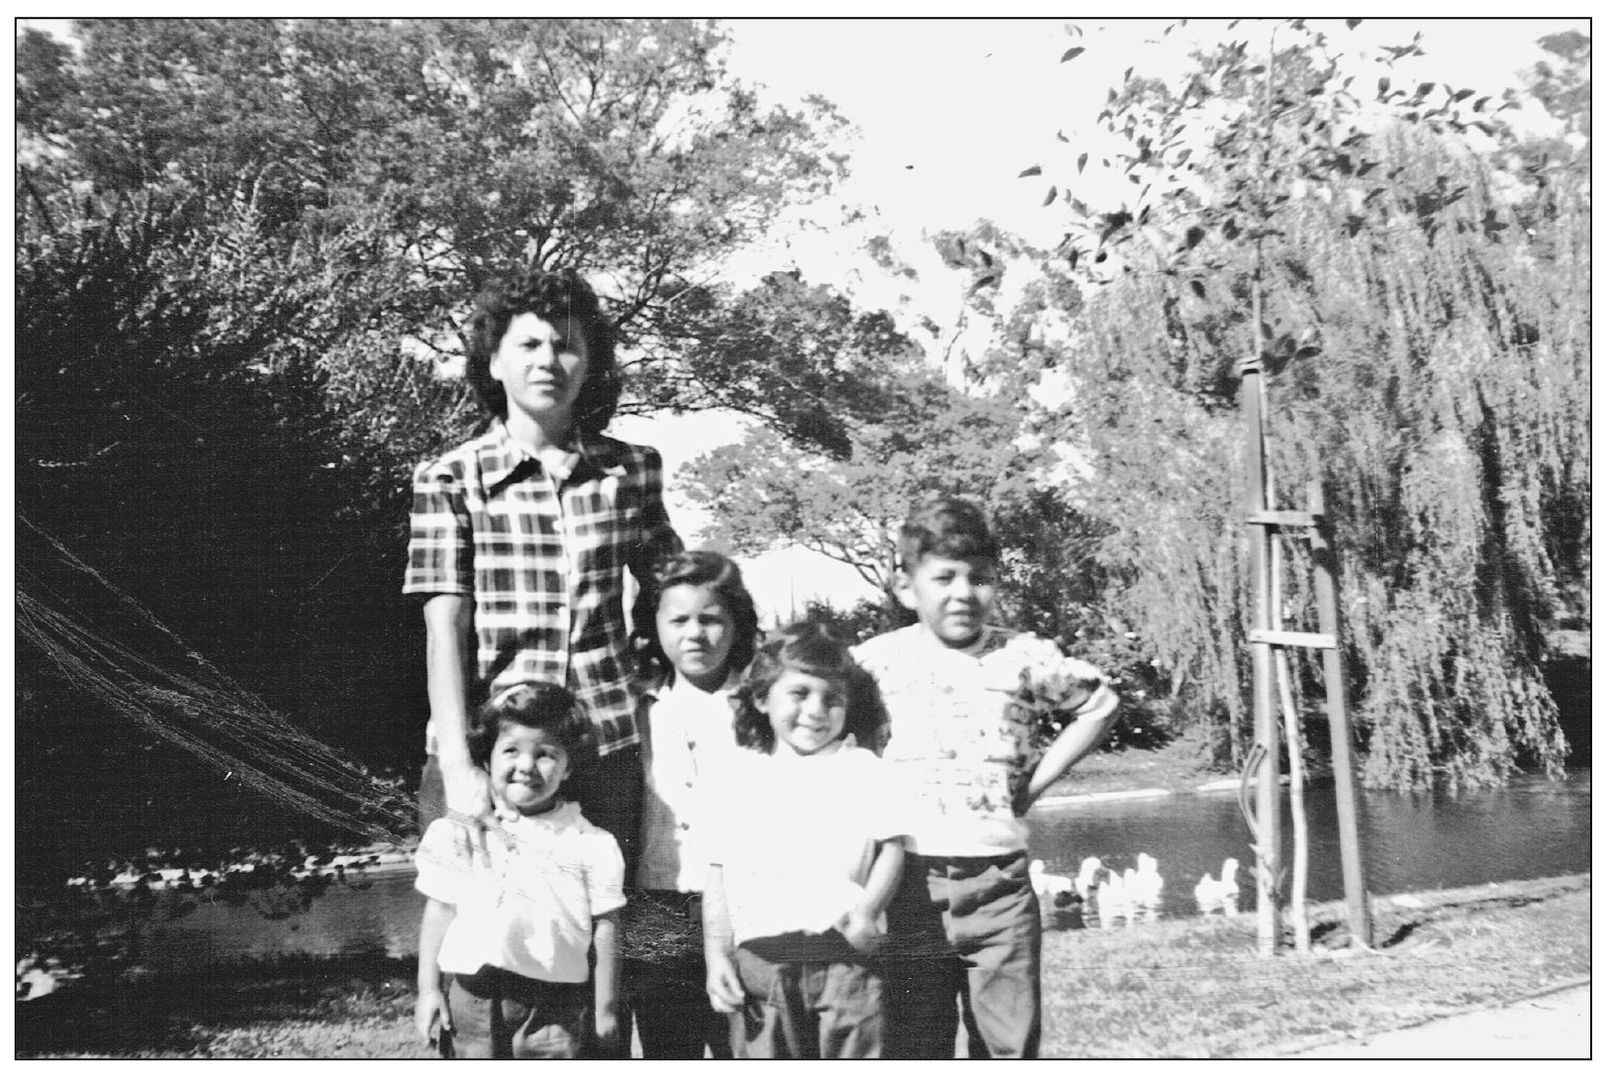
[634,675,745,891]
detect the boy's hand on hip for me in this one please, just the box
[838,910,886,953]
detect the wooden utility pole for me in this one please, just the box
[1238,16,1371,957]
[1240,355,1282,956]
[1241,460,1376,951]
[1309,480,1373,947]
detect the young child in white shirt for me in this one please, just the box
[701,624,907,1059]
[414,683,625,1058]
[626,550,760,1057]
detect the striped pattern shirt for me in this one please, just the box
[404,423,682,755]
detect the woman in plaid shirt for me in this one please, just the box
[404,268,682,875]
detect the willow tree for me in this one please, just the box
[1032,21,1584,788]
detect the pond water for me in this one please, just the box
[128,770,1589,970]
[1027,768,1591,922]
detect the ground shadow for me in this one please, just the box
[14,952,416,1057]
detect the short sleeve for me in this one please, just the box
[414,817,479,904]
[583,829,627,917]
[848,635,882,677]
[402,457,473,596]
[1019,635,1068,669]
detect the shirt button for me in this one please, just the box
[679,821,691,831]
[685,781,695,789]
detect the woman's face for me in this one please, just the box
[655,583,737,691]
[489,313,589,427]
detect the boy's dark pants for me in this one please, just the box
[730,934,884,1058]
[883,851,1042,1059]
[418,747,645,878]
[440,966,589,1058]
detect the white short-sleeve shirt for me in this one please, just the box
[704,745,907,946]
[415,801,625,983]
[853,624,1091,857]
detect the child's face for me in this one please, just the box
[899,553,999,648]
[488,723,570,816]
[656,582,737,690]
[758,668,848,757]
[489,313,589,426]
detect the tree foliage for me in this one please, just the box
[14,18,854,849]
[1029,19,1585,788]
[684,342,1036,602]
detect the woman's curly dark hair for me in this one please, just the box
[468,682,596,782]
[631,549,761,687]
[730,623,889,755]
[463,268,622,436]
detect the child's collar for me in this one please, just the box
[771,736,855,761]
[665,668,740,695]
[912,621,994,657]
[493,796,575,827]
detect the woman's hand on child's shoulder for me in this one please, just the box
[442,759,494,821]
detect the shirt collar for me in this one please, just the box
[494,797,581,831]
[479,421,628,491]
[908,621,1000,659]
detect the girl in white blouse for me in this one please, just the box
[626,550,760,1057]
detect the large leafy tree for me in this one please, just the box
[679,263,1106,650]
[1023,20,1584,787]
[14,19,855,853]
[684,349,1035,603]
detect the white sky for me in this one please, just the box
[719,18,1584,284]
[646,17,1591,619]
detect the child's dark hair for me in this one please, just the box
[896,494,1001,572]
[631,549,760,685]
[463,268,622,436]
[469,682,595,778]
[731,623,888,754]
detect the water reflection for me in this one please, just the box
[137,770,1588,963]
[1028,770,1590,923]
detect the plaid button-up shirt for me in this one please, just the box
[404,423,682,755]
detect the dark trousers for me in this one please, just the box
[883,851,1042,1059]
[625,890,734,1058]
[440,966,589,1059]
[418,746,644,880]
[731,934,884,1059]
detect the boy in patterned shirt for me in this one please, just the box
[852,495,1121,1058]
[404,268,681,870]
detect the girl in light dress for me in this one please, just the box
[701,624,907,1058]
[625,550,759,1057]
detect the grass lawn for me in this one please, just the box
[15,874,1587,1058]
[1047,734,1227,798]
[1038,873,1589,1058]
